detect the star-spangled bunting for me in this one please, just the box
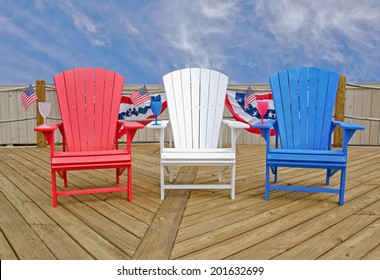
[130,86,150,106]
[244,86,256,110]
[119,92,167,122]
[21,84,38,109]
[225,90,276,136]
[118,92,168,137]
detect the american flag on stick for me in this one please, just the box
[244,86,256,110]
[21,84,38,109]
[130,85,150,106]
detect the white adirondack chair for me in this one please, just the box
[147,68,249,199]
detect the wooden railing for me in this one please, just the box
[332,76,346,147]
[35,80,46,147]
[1,80,379,146]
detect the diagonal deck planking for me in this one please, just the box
[0,144,379,260]
[132,168,194,260]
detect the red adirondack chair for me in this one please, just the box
[34,68,144,207]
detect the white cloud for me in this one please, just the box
[248,0,380,81]
[200,0,239,19]
[0,13,79,67]
[0,16,22,36]
[33,0,45,11]
[124,21,139,34]
[0,0,379,84]
[143,0,241,73]
[55,0,107,46]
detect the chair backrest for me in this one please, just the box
[163,68,228,149]
[269,67,340,150]
[54,68,124,152]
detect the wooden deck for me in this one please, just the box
[0,144,379,260]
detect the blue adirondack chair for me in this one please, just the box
[253,67,365,205]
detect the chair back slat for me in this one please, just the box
[181,69,193,148]
[164,70,185,148]
[73,68,87,151]
[54,68,124,152]
[163,68,228,149]
[306,68,319,149]
[288,68,301,149]
[190,68,201,149]
[321,70,340,149]
[101,70,124,150]
[199,69,211,148]
[211,70,229,148]
[298,68,309,149]
[84,68,96,149]
[270,67,339,150]
[93,68,106,150]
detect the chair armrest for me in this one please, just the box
[333,121,365,131]
[34,122,60,132]
[253,120,276,150]
[146,120,170,152]
[117,120,144,139]
[253,120,275,130]
[118,120,145,130]
[146,120,169,129]
[222,120,250,129]
[117,120,145,151]
[34,123,61,154]
[221,120,250,151]
[333,121,365,153]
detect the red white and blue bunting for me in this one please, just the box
[119,90,276,136]
[119,93,167,124]
[225,90,276,135]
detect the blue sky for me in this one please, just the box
[1,0,379,85]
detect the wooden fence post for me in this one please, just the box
[333,75,346,147]
[36,80,47,148]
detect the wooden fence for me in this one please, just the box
[0,80,379,146]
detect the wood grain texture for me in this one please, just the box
[133,167,196,259]
[0,144,379,260]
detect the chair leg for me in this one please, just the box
[218,166,228,182]
[218,167,223,182]
[63,171,68,188]
[326,169,331,185]
[270,166,278,183]
[169,167,173,183]
[273,167,278,183]
[51,169,58,208]
[165,166,173,182]
[127,166,132,201]
[339,168,347,206]
[160,164,165,200]
[265,164,270,200]
[116,168,120,184]
[230,164,236,199]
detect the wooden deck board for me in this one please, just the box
[363,244,380,260]
[318,218,380,260]
[0,193,56,259]
[0,149,132,259]
[272,201,380,260]
[0,230,17,260]
[228,186,380,260]
[0,144,379,260]
[133,167,196,260]
[0,175,93,260]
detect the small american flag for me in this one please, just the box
[130,86,150,106]
[244,86,256,110]
[21,84,38,109]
